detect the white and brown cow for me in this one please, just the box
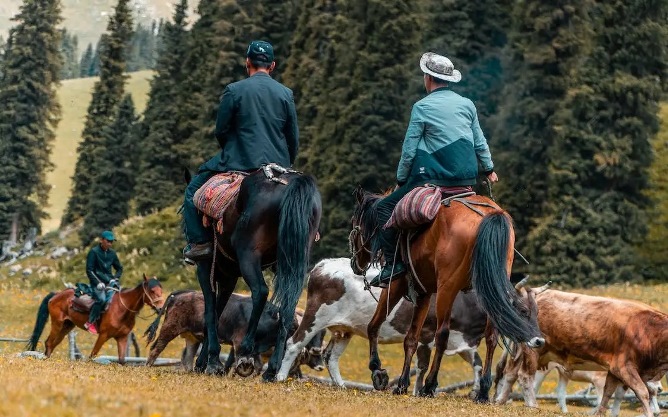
[276,258,488,395]
[494,285,668,417]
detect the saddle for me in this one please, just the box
[384,185,474,230]
[70,283,111,314]
[193,163,298,234]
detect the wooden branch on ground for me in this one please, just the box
[0,337,29,342]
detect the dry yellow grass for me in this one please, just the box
[0,281,665,416]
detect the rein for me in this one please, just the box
[110,283,163,317]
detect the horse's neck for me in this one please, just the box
[117,285,144,313]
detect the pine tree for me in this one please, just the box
[527,0,668,285]
[59,28,79,80]
[89,36,103,76]
[127,22,158,72]
[423,0,511,129]
[80,95,138,244]
[305,0,422,257]
[79,43,93,78]
[491,1,591,246]
[0,0,62,240]
[134,0,190,214]
[62,0,133,226]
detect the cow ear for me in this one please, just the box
[143,273,148,282]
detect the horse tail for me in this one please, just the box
[471,211,534,344]
[26,292,56,351]
[272,175,320,321]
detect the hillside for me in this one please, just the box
[45,70,154,233]
[1,0,197,50]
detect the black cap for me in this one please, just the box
[246,40,274,63]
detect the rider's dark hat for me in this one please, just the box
[247,40,274,63]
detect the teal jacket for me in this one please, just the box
[86,244,123,286]
[396,88,493,186]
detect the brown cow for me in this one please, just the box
[494,285,668,417]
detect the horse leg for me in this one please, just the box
[235,252,268,377]
[326,333,352,387]
[368,277,406,390]
[90,333,110,358]
[395,294,431,395]
[475,320,498,403]
[44,320,74,358]
[420,288,459,397]
[195,259,224,375]
[194,335,208,373]
[413,342,432,396]
[263,300,297,381]
[116,334,128,365]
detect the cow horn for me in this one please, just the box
[534,281,552,294]
[514,274,530,290]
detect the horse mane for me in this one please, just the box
[353,189,385,264]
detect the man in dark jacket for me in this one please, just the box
[84,230,123,334]
[183,40,299,262]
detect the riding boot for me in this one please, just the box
[368,228,406,288]
[86,302,103,334]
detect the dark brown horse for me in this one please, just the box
[191,169,321,381]
[349,187,544,399]
[27,275,164,363]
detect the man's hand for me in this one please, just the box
[487,172,499,183]
[96,283,106,291]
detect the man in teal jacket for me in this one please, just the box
[84,230,123,334]
[369,52,499,288]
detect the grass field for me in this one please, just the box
[44,71,153,233]
[1,280,666,416]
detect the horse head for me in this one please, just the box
[142,273,165,312]
[349,186,384,275]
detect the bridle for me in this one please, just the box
[112,282,164,315]
[348,223,379,276]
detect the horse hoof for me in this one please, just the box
[262,369,276,382]
[392,385,408,395]
[371,369,389,390]
[235,357,256,378]
[473,391,489,403]
[205,363,225,376]
[418,386,436,397]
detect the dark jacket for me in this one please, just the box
[86,244,123,286]
[199,72,299,173]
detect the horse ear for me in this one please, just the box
[143,273,148,281]
[354,185,364,203]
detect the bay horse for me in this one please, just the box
[349,186,544,399]
[190,168,321,381]
[26,274,164,363]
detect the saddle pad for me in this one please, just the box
[193,172,246,233]
[71,294,95,313]
[384,186,474,230]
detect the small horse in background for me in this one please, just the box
[26,274,164,363]
[189,168,321,380]
[350,186,544,399]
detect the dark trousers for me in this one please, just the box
[375,182,417,265]
[183,171,216,244]
[88,288,113,324]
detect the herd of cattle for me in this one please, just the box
[138,257,668,416]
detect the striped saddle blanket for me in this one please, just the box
[384,185,473,230]
[193,172,247,234]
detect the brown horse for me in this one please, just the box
[349,187,544,399]
[26,275,164,363]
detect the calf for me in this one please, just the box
[494,285,668,417]
[145,290,325,376]
[276,258,487,395]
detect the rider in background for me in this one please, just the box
[369,52,499,288]
[84,230,123,334]
[182,40,299,263]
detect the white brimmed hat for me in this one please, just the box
[419,52,461,83]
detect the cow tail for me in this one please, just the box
[471,211,533,344]
[144,293,174,344]
[26,292,56,351]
